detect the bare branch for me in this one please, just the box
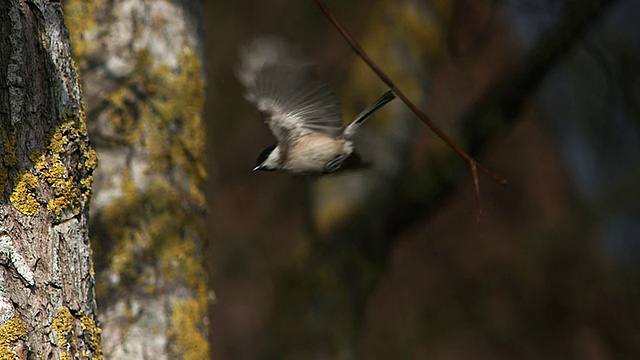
[313,0,508,221]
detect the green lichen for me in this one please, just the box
[1,127,17,168]
[0,127,17,195]
[0,316,28,360]
[94,168,144,297]
[0,168,8,198]
[63,0,99,62]
[97,175,210,357]
[169,299,210,360]
[95,46,209,357]
[106,50,153,145]
[105,48,206,205]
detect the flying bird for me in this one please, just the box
[238,36,395,175]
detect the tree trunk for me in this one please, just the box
[0,0,101,359]
[63,0,210,358]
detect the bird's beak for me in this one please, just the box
[252,165,261,172]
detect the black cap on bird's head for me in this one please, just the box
[253,143,278,172]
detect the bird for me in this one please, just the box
[237,36,396,175]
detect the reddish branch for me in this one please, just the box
[313,0,507,221]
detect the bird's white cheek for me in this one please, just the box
[265,147,282,168]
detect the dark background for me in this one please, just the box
[205,1,640,358]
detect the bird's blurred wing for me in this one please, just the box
[238,36,343,140]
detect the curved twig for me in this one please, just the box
[313,0,507,221]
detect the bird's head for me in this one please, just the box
[253,143,280,172]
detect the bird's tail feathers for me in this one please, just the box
[343,90,396,138]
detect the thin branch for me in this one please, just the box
[313,0,507,221]
[471,162,483,223]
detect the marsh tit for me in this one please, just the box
[238,36,396,175]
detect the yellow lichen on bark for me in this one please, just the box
[52,307,74,360]
[25,108,97,218]
[51,307,103,360]
[9,170,40,216]
[8,101,96,218]
[0,317,28,360]
[79,310,103,360]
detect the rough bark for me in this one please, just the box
[63,0,209,359]
[0,0,101,359]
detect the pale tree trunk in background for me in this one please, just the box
[0,0,101,359]
[63,0,209,359]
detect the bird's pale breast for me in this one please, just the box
[284,134,352,173]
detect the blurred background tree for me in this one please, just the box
[207,0,640,359]
[59,0,640,358]
[64,0,209,359]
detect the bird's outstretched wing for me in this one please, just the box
[237,36,343,141]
